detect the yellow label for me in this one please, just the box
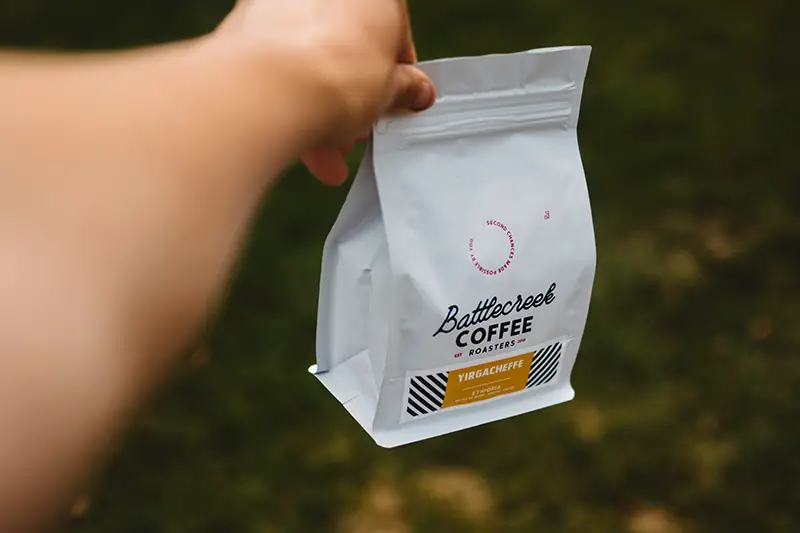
[442,352,535,409]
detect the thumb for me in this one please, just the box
[388,64,436,113]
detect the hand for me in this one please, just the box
[217,0,435,185]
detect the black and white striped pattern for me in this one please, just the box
[406,372,449,418]
[526,342,562,389]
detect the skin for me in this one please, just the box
[0,0,435,530]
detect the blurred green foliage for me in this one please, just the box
[2,0,798,532]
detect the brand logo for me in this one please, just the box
[433,283,557,356]
[469,220,516,276]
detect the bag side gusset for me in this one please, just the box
[313,147,387,390]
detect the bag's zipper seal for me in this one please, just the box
[378,85,576,142]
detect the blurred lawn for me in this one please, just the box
[2,0,798,532]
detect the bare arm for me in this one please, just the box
[0,0,433,530]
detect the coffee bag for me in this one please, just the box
[311,46,595,447]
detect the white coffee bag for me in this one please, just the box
[311,46,595,448]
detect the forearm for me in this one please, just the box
[0,38,326,530]
[0,37,326,338]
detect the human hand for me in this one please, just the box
[217,0,436,185]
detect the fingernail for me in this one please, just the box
[413,82,435,111]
